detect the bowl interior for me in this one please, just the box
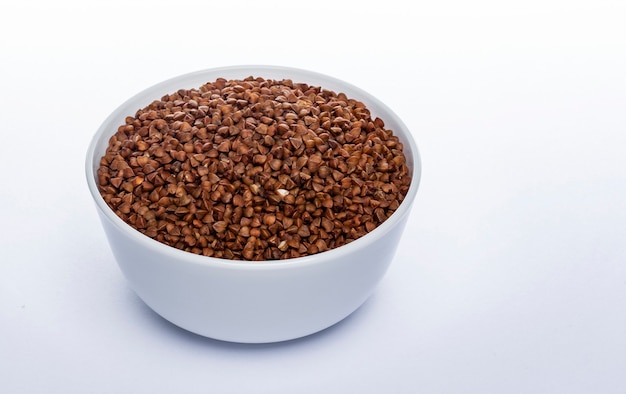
[86,65,421,267]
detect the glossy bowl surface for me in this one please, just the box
[86,65,421,343]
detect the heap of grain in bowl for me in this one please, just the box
[97,77,411,261]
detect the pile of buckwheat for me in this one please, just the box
[97,77,411,260]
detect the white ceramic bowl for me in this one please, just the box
[86,65,421,343]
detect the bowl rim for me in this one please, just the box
[85,65,421,270]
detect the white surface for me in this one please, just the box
[1,0,625,392]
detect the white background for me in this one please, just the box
[1,1,625,393]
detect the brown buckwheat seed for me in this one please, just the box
[97,76,411,261]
